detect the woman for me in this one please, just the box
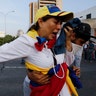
[23,4,77,96]
[0,4,75,96]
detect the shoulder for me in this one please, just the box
[16,34,37,47]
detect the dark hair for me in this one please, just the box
[27,22,39,32]
[42,15,62,23]
[74,23,91,41]
[28,15,62,32]
[28,15,53,31]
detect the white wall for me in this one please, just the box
[74,6,96,19]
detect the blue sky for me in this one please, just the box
[0,0,96,36]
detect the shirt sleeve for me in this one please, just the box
[65,50,75,66]
[0,34,32,62]
[73,47,83,68]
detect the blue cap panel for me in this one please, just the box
[47,4,60,13]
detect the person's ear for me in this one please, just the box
[38,18,43,27]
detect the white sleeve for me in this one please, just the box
[0,34,32,62]
[65,50,75,66]
[73,47,83,68]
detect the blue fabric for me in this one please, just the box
[68,67,83,89]
[30,80,41,87]
[47,5,60,13]
[53,28,66,54]
[36,37,46,44]
[89,42,94,49]
[48,64,60,76]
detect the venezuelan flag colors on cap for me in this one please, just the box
[34,4,74,22]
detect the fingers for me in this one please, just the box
[64,27,70,37]
[27,70,50,85]
[64,26,73,35]
[64,26,73,41]
[73,66,80,76]
[37,74,50,85]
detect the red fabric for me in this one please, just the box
[35,42,45,51]
[47,37,56,49]
[35,37,56,51]
[30,63,67,96]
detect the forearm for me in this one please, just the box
[66,40,72,52]
[27,69,50,85]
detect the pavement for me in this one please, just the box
[0,58,96,96]
[0,59,26,96]
[78,58,96,96]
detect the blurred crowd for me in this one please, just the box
[83,40,96,62]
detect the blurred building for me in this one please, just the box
[29,2,38,24]
[75,6,96,20]
[38,0,62,9]
[29,0,62,24]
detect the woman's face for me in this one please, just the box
[38,17,62,40]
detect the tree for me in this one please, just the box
[0,35,17,45]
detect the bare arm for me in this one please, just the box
[64,26,73,52]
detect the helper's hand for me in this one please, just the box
[64,26,74,40]
[73,66,80,77]
[27,70,50,85]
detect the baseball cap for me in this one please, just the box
[34,4,73,23]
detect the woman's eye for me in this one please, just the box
[54,21,58,24]
[60,21,63,25]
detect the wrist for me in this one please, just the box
[66,40,72,52]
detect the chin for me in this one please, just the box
[48,35,56,40]
[48,37,53,40]
[50,37,54,40]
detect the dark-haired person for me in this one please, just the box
[23,5,78,96]
[64,19,96,79]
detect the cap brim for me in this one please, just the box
[50,11,74,22]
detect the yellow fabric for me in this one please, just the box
[66,70,78,96]
[25,61,51,74]
[27,29,38,39]
[34,5,73,22]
